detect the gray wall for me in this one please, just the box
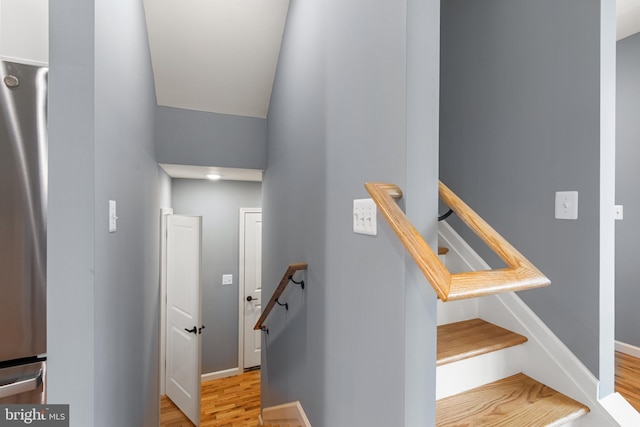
[156,106,267,169]
[440,0,602,375]
[262,0,440,424]
[172,179,262,374]
[616,32,640,347]
[48,1,96,424]
[49,0,166,425]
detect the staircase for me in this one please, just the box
[434,230,592,425]
[436,317,589,426]
[366,181,596,425]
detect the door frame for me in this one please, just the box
[159,208,173,396]
[238,207,262,372]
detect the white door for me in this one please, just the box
[166,215,202,426]
[241,209,262,369]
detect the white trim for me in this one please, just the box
[201,367,241,383]
[615,341,640,359]
[438,223,622,425]
[159,208,173,396]
[261,401,312,427]
[599,0,617,399]
[481,292,622,425]
[238,208,262,372]
[599,392,640,426]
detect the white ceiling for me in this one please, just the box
[143,0,290,119]
[617,0,640,40]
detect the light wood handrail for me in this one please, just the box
[254,263,308,331]
[365,181,550,301]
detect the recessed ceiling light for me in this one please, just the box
[206,173,221,181]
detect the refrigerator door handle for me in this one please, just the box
[0,369,43,399]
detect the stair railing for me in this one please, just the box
[365,181,550,301]
[254,263,308,333]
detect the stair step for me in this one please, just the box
[436,373,589,426]
[437,318,527,366]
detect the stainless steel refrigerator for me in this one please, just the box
[0,59,48,404]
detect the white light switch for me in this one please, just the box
[615,205,624,220]
[109,200,117,232]
[353,198,377,235]
[555,191,578,220]
[222,274,233,285]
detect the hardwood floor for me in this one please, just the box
[161,370,261,427]
[615,351,640,412]
[158,353,640,426]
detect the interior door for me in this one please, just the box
[242,209,262,369]
[166,215,202,426]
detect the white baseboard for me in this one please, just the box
[615,341,640,359]
[598,392,640,426]
[201,367,241,382]
[262,401,312,427]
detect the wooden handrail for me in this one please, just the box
[254,263,308,331]
[365,181,550,301]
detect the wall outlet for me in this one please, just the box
[222,274,233,286]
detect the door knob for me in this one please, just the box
[184,326,197,334]
[246,296,256,302]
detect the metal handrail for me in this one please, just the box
[254,263,308,333]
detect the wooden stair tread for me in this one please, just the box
[438,246,449,255]
[436,373,589,426]
[443,270,550,301]
[437,318,527,366]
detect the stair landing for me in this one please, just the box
[437,318,527,366]
[436,373,590,426]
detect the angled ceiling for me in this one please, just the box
[143,0,640,181]
[143,0,289,119]
[142,0,640,123]
[617,0,640,40]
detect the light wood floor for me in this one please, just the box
[616,351,640,412]
[161,370,261,427]
[159,353,639,426]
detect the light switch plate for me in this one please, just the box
[555,191,578,220]
[353,198,377,235]
[109,200,117,232]
[222,274,233,285]
[615,205,624,220]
